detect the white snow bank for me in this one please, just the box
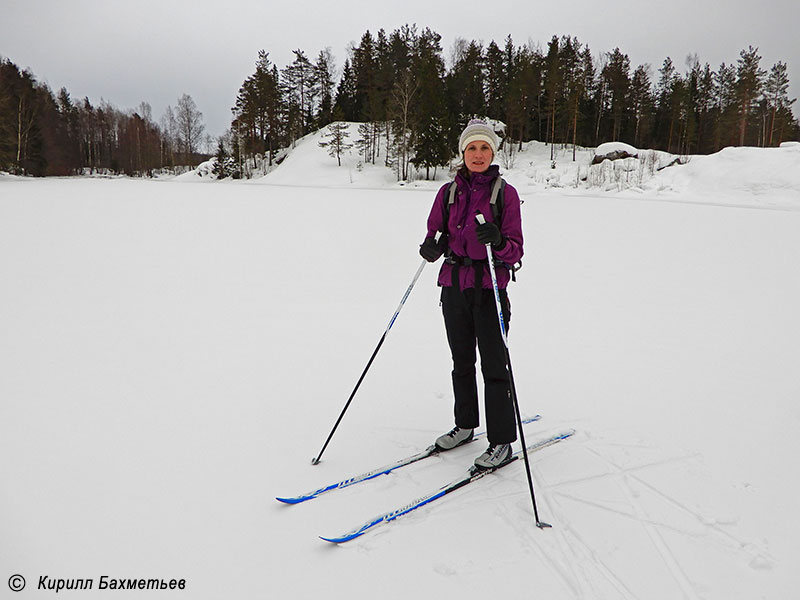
[256,124,399,188]
[162,122,799,212]
[642,144,800,208]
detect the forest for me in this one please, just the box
[0,60,207,177]
[2,25,798,178]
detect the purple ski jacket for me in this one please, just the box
[425,165,523,290]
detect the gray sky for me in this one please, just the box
[3,0,798,140]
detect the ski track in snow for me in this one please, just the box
[537,436,775,600]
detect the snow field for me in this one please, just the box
[1,134,799,599]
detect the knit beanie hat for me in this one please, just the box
[459,119,499,154]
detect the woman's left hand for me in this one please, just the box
[476,221,504,248]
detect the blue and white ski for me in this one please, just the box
[276,415,542,504]
[320,428,575,543]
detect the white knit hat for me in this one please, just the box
[459,119,499,154]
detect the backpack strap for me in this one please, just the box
[448,180,458,206]
[443,176,505,232]
[488,177,521,281]
[489,177,506,224]
[440,181,457,235]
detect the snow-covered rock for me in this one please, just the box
[592,141,639,164]
[174,158,218,181]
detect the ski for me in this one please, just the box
[320,428,575,543]
[276,415,542,505]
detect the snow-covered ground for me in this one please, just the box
[1,130,799,599]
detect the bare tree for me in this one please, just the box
[389,71,418,181]
[175,93,205,164]
[160,105,177,167]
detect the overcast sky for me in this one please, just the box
[3,0,798,140]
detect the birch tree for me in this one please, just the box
[175,93,205,163]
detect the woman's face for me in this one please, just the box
[464,141,493,173]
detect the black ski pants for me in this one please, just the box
[441,286,516,445]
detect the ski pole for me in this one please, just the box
[311,232,442,466]
[476,214,550,529]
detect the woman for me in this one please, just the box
[419,119,524,469]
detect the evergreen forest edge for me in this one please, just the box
[1,26,797,178]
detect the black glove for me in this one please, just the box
[419,236,445,262]
[475,220,505,248]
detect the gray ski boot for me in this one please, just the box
[435,426,474,451]
[474,443,513,469]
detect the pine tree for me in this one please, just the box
[578,47,598,147]
[318,110,352,166]
[629,65,652,147]
[735,46,766,146]
[764,61,794,146]
[314,48,336,129]
[602,48,631,142]
[542,36,563,157]
[372,29,394,163]
[281,49,317,142]
[714,62,739,148]
[655,58,678,151]
[695,63,716,153]
[504,38,535,151]
[233,51,283,167]
[559,36,584,158]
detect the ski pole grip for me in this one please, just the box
[475,214,486,226]
[434,231,442,242]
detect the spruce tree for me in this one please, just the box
[213,139,230,179]
[484,41,506,120]
[447,39,486,125]
[333,60,358,121]
[410,28,450,179]
[351,30,377,121]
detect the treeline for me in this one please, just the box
[229,26,798,179]
[0,57,208,176]
[3,27,798,179]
